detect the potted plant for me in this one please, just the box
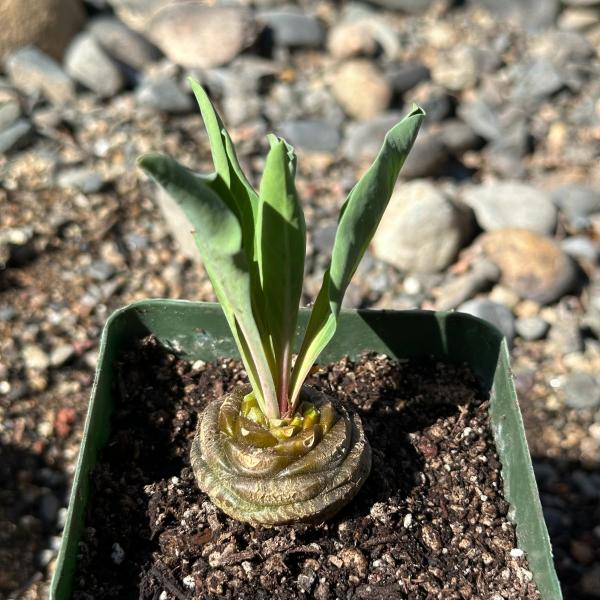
[50,82,562,599]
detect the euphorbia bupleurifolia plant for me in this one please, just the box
[138,79,424,525]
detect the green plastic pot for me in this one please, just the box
[50,300,562,599]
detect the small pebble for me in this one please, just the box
[111,542,125,565]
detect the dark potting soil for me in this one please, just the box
[72,337,539,600]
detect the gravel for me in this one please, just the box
[1,1,599,597]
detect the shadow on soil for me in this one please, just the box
[533,456,600,600]
[0,442,67,598]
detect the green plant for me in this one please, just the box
[138,79,424,524]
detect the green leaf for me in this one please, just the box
[257,139,306,415]
[188,78,275,391]
[137,152,280,419]
[289,105,425,406]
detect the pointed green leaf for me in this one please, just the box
[257,139,306,415]
[137,152,279,419]
[289,105,425,406]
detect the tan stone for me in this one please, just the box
[331,59,391,120]
[481,229,578,304]
[146,3,256,69]
[0,0,84,61]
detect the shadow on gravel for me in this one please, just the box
[533,457,600,600]
[0,442,67,598]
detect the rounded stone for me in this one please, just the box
[331,60,392,120]
[515,316,550,340]
[463,182,557,235]
[0,0,84,61]
[563,373,600,409]
[147,4,256,69]
[481,229,578,304]
[64,33,124,97]
[371,181,471,273]
[457,299,516,343]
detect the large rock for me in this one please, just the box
[64,33,125,97]
[331,60,391,120]
[371,181,471,273]
[481,229,578,304]
[146,4,256,69]
[463,182,557,235]
[5,46,74,104]
[0,0,84,61]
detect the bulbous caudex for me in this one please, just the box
[191,385,372,526]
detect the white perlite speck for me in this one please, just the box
[111,542,125,564]
[510,548,524,558]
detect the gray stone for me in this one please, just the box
[400,132,449,179]
[463,182,557,235]
[0,119,34,154]
[87,260,116,281]
[458,98,502,141]
[457,299,515,343]
[440,120,482,155]
[259,9,325,48]
[57,167,104,193]
[0,101,21,131]
[563,373,600,409]
[5,46,74,104]
[515,316,549,340]
[511,60,564,107]
[552,184,600,224]
[561,236,599,262]
[278,120,340,154]
[64,33,125,97]
[342,112,403,164]
[136,76,193,114]
[371,180,471,273]
[88,15,161,71]
[385,62,430,95]
[147,4,256,69]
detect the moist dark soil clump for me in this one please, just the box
[73,337,539,599]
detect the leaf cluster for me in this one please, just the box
[139,79,424,420]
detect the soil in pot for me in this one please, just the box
[72,336,539,599]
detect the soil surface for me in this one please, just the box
[72,337,538,599]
